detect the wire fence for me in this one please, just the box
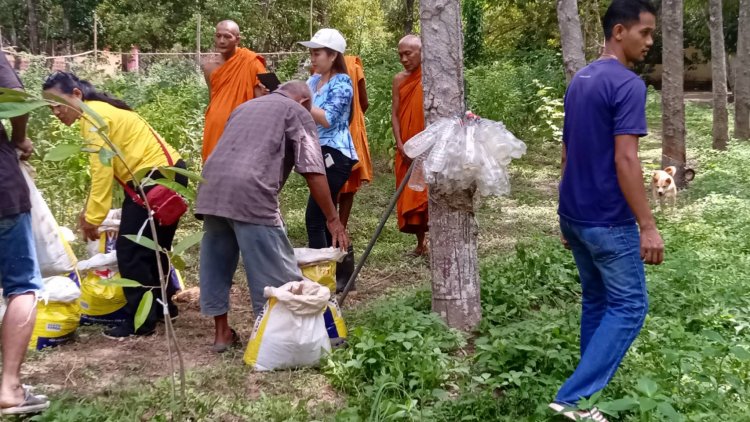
[1,48,308,77]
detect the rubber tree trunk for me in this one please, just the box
[735,0,750,139]
[556,0,587,82]
[710,0,729,150]
[420,0,481,332]
[661,0,687,187]
[25,0,40,54]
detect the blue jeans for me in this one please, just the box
[199,216,302,316]
[555,219,648,405]
[0,212,43,298]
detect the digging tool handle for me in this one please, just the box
[338,159,417,305]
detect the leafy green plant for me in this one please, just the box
[0,87,203,404]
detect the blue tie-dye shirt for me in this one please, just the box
[306,73,358,161]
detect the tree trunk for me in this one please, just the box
[420,0,481,332]
[556,0,587,82]
[710,0,729,150]
[661,0,687,187]
[735,0,750,139]
[404,0,416,35]
[25,0,40,54]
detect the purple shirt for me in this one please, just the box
[0,52,30,219]
[196,91,326,226]
[558,59,648,226]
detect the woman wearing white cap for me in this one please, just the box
[299,28,359,249]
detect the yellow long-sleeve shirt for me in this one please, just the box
[82,101,181,225]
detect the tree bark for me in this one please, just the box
[25,0,40,54]
[661,0,687,187]
[710,0,729,150]
[735,0,750,139]
[556,0,587,82]
[420,0,481,332]
[404,0,416,35]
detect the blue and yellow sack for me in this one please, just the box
[300,262,348,344]
[30,300,81,351]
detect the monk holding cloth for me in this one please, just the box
[202,20,268,162]
[391,35,428,256]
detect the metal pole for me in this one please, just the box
[338,159,417,306]
[195,13,201,68]
[309,0,313,38]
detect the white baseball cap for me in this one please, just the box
[299,28,347,54]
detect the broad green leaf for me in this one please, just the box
[78,101,109,131]
[98,147,117,166]
[0,87,33,101]
[172,231,204,255]
[730,345,750,361]
[657,402,681,421]
[44,144,81,161]
[636,377,658,397]
[98,278,143,287]
[124,234,159,251]
[703,329,726,343]
[0,100,50,118]
[598,397,639,412]
[134,290,153,331]
[639,397,658,412]
[170,254,186,272]
[161,166,205,183]
[133,167,157,184]
[151,179,195,201]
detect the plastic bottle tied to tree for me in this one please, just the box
[404,112,526,197]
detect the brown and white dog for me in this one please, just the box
[652,166,678,207]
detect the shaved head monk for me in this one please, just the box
[201,20,268,162]
[391,34,428,256]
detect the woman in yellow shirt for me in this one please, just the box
[42,72,187,338]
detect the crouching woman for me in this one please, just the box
[43,71,187,338]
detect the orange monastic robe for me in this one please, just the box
[202,48,267,162]
[340,55,373,193]
[395,66,428,234]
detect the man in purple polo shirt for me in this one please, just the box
[551,1,663,420]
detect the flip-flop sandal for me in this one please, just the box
[1,385,50,415]
[211,328,241,353]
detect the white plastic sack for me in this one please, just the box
[20,163,77,277]
[39,276,81,303]
[244,279,331,371]
[294,247,347,267]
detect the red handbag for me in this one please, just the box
[115,127,188,226]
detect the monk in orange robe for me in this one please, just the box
[391,35,428,256]
[202,20,267,162]
[338,55,373,227]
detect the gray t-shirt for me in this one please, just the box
[0,52,30,218]
[196,91,326,226]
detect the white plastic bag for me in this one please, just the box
[294,247,348,267]
[244,279,331,371]
[20,163,77,277]
[39,276,81,303]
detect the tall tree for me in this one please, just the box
[710,0,729,150]
[556,0,587,82]
[661,0,687,187]
[404,0,416,34]
[735,0,750,139]
[420,0,481,332]
[25,0,40,53]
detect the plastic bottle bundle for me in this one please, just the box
[404,112,526,197]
